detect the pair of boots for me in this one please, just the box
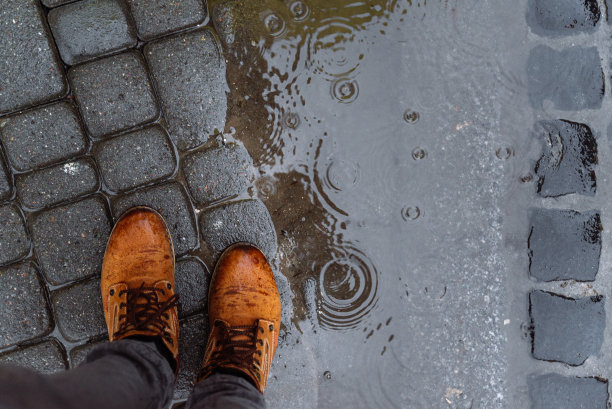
[100,207,281,393]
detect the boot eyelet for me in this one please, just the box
[167,283,172,290]
[258,326,264,333]
[269,324,274,331]
[109,289,114,296]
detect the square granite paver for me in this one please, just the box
[527,46,603,110]
[176,258,210,317]
[113,182,198,255]
[48,0,137,66]
[175,314,208,401]
[530,291,605,365]
[528,373,608,409]
[533,120,597,197]
[95,125,176,192]
[16,158,99,210]
[0,155,11,201]
[31,196,111,286]
[126,0,208,40]
[0,204,29,266]
[0,340,67,374]
[183,143,255,206]
[0,263,51,348]
[528,208,601,282]
[69,51,159,138]
[0,0,67,115]
[145,28,227,150]
[52,277,106,342]
[0,102,88,172]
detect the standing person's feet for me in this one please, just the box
[100,207,180,372]
[198,243,281,393]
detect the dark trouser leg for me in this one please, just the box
[0,339,174,409]
[185,373,266,409]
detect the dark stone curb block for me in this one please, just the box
[0,340,67,374]
[528,373,608,409]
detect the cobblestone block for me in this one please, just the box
[126,0,208,40]
[176,258,209,317]
[0,340,66,374]
[113,182,197,255]
[69,341,105,367]
[527,0,600,36]
[16,158,99,210]
[528,208,601,282]
[0,102,88,172]
[52,278,106,342]
[0,0,67,115]
[527,46,603,111]
[534,120,597,197]
[41,0,78,7]
[70,52,159,138]
[145,28,227,150]
[530,290,605,365]
[200,199,277,259]
[31,197,111,285]
[528,373,608,409]
[175,314,208,401]
[183,143,254,206]
[95,125,176,192]
[48,0,137,66]
[0,155,11,201]
[0,263,51,348]
[0,204,29,266]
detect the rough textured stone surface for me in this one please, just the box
[0,102,88,172]
[528,208,601,282]
[528,373,608,409]
[145,28,227,150]
[16,158,99,210]
[176,258,209,317]
[0,0,67,115]
[200,199,277,259]
[52,278,106,342]
[113,182,197,255]
[527,0,600,36]
[41,0,77,7]
[0,263,51,348]
[126,0,208,40]
[0,204,29,266]
[95,125,176,192]
[528,46,603,110]
[69,52,159,138]
[31,197,111,285]
[534,120,597,197]
[530,291,605,365]
[48,0,137,66]
[69,341,104,368]
[175,314,208,401]
[183,143,254,206]
[0,155,11,201]
[0,340,66,374]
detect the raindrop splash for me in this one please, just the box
[411,147,427,160]
[331,78,359,103]
[403,110,420,124]
[401,206,421,221]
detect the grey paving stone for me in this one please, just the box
[0,0,67,115]
[528,208,601,282]
[0,340,66,374]
[176,258,209,317]
[0,155,10,201]
[53,277,106,342]
[69,51,159,138]
[31,197,111,285]
[534,120,597,197]
[0,204,29,266]
[95,125,176,192]
[528,373,608,409]
[41,0,78,7]
[183,143,254,206]
[126,0,208,40]
[0,263,51,348]
[144,28,227,150]
[528,46,603,110]
[527,0,600,36]
[113,182,198,255]
[175,314,208,401]
[16,158,99,210]
[0,102,88,172]
[48,0,136,66]
[200,199,277,259]
[530,291,605,365]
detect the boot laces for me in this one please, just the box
[113,283,179,346]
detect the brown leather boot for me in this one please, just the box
[198,243,281,393]
[101,207,179,372]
